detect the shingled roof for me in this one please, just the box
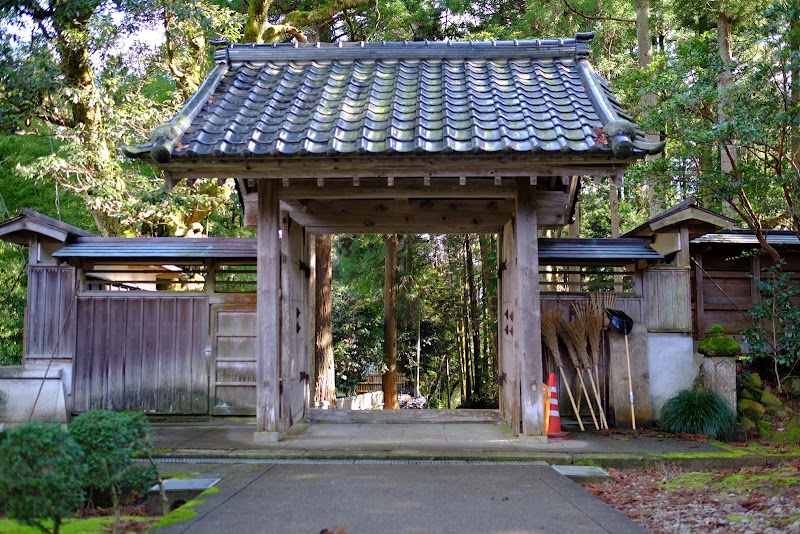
[124,33,663,164]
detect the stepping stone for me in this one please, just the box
[551,465,611,484]
[147,478,221,516]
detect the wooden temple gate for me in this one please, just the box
[117,35,663,438]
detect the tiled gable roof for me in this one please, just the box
[124,33,663,163]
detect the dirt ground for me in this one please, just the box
[586,390,800,533]
[586,460,800,533]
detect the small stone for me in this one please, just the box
[739,388,756,401]
[738,399,766,420]
[766,405,792,418]
[748,373,763,388]
[760,390,783,408]
[738,416,756,432]
[787,377,800,397]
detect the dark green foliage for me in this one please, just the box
[742,262,800,389]
[69,411,156,515]
[0,422,86,534]
[659,388,737,441]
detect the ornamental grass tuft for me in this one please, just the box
[659,388,736,441]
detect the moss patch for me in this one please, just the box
[757,420,800,444]
[162,472,202,480]
[150,486,221,529]
[662,472,715,491]
[0,516,150,534]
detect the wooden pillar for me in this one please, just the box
[694,250,705,339]
[515,178,545,437]
[499,222,520,432]
[255,180,281,438]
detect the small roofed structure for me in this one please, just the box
[691,229,800,340]
[122,34,664,438]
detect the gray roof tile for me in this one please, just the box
[125,34,666,162]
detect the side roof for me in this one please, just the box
[692,230,800,247]
[0,209,94,246]
[124,33,664,165]
[53,236,661,264]
[623,197,735,240]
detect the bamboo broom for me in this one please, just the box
[587,294,606,395]
[558,319,599,430]
[565,317,609,430]
[541,311,585,431]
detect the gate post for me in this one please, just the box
[515,178,545,437]
[255,180,282,440]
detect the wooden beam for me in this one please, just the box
[515,178,545,437]
[283,199,509,234]
[278,177,517,200]
[255,180,281,438]
[278,193,570,232]
[160,155,633,181]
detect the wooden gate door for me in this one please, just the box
[73,295,210,414]
[210,299,257,414]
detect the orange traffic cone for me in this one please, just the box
[546,372,569,440]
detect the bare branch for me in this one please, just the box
[561,0,635,24]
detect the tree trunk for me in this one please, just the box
[636,0,662,216]
[478,234,498,380]
[465,235,482,399]
[790,0,800,232]
[717,13,737,176]
[610,175,624,289]
[314,234,336,407]
[382,234,399,409]
[460,250,473,403]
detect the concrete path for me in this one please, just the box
[152,461,645,534]
[153,419,736,467]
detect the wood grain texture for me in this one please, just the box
[256,180,282,432]
[25,266,76,362]
[72,295,209,414]
[515,179,545,436]
[644,268,692,332]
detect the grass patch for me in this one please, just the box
[0,516,150,533]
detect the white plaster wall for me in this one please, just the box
[647,333,701,419]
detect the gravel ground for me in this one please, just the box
[585,461,800,533]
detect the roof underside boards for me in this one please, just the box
[53,237,662,264]
[123,33,663,170]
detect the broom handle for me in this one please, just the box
[625,334,636,430]
[577,372,599,430]
[558,365,585,432]
[594,363,601,407]
[586,370,609,430]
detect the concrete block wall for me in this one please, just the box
[0,365,70,428]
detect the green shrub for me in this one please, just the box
[0,422,86,534]
[741,262,800,392]
[659,388,737,440]
[69,411,157,530]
